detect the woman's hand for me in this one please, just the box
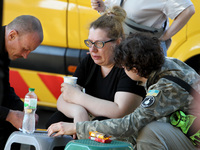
[61,83,82,103]
[47,122,76,138]
[91,0,105,12]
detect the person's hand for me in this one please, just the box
[91,0,105,12]
[76,84,85,92]
[61,83,82,103]
[47,122,76,138]
[6,110,24,129]
[61,83,79,93]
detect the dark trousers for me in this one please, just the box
[0,121,20,150]
[46,110,109,129]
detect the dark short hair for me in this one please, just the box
[114,33,165,78]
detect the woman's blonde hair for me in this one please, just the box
[90,6,126,39]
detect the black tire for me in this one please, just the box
[185,55,200,74]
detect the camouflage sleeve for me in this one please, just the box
[76,78,191,141]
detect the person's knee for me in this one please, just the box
[136,121,167,150]
[137,121,158,139]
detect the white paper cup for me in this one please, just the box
[64,76,78,86]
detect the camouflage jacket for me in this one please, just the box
[76,57,200,144]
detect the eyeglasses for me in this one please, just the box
[84,39,116,48]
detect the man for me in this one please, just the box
[0,15,43,149]
[47,33,200,149]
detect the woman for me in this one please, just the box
[48,33,200,149]
[91,0,195,56]
[46,6,145,136]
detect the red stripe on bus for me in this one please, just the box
[38,74,63,99]
[9,70,30,99]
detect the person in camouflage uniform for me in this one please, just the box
[48,33,200,150]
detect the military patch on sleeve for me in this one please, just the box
[141,96,155,108]
[146,90,160,96]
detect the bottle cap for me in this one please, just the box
[29,88,35,92]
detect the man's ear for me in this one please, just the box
[8,30,18,41]
[132,67,138,74]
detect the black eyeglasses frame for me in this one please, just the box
[84,39,116,48]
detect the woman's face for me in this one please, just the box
[88,27,117,66]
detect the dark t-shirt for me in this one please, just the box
[74,55,145,101]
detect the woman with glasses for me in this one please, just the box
[46,6,145,138]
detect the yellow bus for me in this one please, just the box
[167,0,200,73]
